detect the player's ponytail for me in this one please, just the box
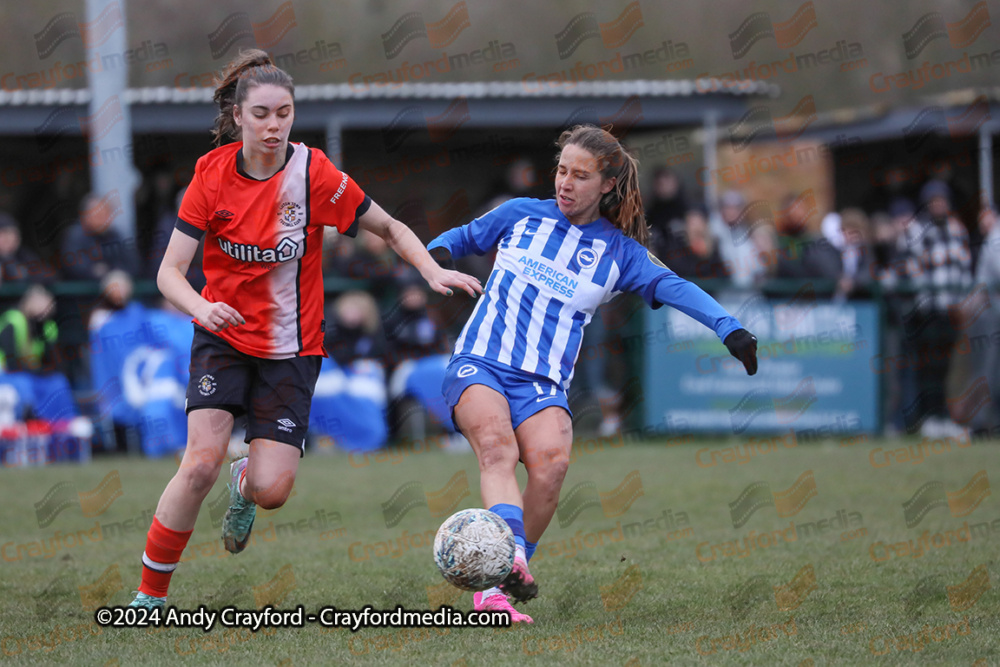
[557,125,648,246]
[212,49,295,146]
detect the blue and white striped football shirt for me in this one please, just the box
[428,198,740,388]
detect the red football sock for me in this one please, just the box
[138,516,193,598]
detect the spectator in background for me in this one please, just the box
[324,291,385,368]
[871,209,907,437]
[775,193,842,284]
[0,212,48,285]
[867,201,913,438]
[926,155,974,227]
[0,285,59,373]
[896,180,972,438]
[382,268,448,371]
[322,227,350,275]
[482,157,545,211]
[669,207,722,280]
[713,190,774,289]
[59,193,139,281]
[873,198,917,294]
[964,205,1000,432]
[0,284,79,425]
[888,197,916,238]
[975,206,1000,288]
[89,270,133,333]
[820,210,845,254]
[323,229,399,299]
[646,167,688,267]
[382,268,452,440]
[835,208,874,300]
[871,210,902,284]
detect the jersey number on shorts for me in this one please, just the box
[534,382,557,403]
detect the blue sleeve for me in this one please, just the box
[615,243,743,342]
[427,199,518,258]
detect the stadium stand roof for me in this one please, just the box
[0,79,778,135]
[792,89,1000,144]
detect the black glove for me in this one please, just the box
[724,329,758,376]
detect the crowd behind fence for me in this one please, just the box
[0,166,995,464]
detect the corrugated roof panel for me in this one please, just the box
[0,79,776,106]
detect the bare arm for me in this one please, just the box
[157,229,244,331]
[357,201,482,297]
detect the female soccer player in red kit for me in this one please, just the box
[129,50,481,608]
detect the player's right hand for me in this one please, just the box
[195,301,245,331]
[422,264,483,298]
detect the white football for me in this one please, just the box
[433,508,516,591]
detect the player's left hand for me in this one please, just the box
[422,265,483,298]
[724,329,758,376]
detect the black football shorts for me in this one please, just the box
[185,324,322,453]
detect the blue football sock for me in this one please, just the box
[525,539,538,562]
[489,503,526,550]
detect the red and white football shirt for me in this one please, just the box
[177,142,369,358]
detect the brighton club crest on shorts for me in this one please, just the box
[198,374,217,396]
[278,201,303,227]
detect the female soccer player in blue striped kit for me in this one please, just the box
[428,125,759,623]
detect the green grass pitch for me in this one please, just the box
[1,434,998,665]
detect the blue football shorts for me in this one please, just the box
[442,355,572,431]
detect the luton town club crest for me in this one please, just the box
[198,374,217,396]
[278,201,303,227]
